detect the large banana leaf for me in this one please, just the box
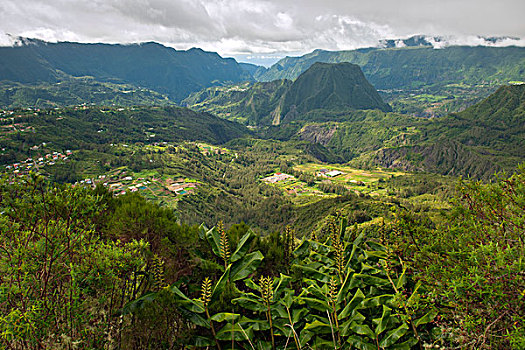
[238,316,270,331]
[338,288,365,319]
[345,322,375,339]
[361,294,395,308]
[177,306,209,328]
[363,249,388,260]
[303,320,332,334]
[414,308,438,327]
[293,264,332,283]
[293,239,310,259]
[232,293,266,312]
[374,305,392,336]
[346,335,376,350]
[353,273,391,288]
[216,323,253,341]
[119,291,158,315]
[211,312,241,322]
[299,297,330,312]
[378,323,409,348]
[201,225,221,257]
[273,273,292,298]
[193,335,215,347]
[211,265,230,302]
[309,251,335,265]
[230,250,263,281]
[231,230,255,262]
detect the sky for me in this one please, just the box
[1,0,524,65]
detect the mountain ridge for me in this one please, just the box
[0,39,253,103]
[303,84,525,179]
[255,45,525,90]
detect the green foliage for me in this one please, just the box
[123,216,436,349]
[0,174,149,348]
[418,167,525,349]
[364,166,525,348]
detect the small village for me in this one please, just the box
[77,170,198,199]
[2,146,73,177]
[262,171,335,200]
[261,164,404,201]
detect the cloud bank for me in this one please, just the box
[1,0,524,63]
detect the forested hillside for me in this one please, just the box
[0,106,249,167]
[0,39,252,102]
[0,79,175,108]
[183,80,292,125]
[353,84,525,178]
[256,46,525,89]
[184,62,391,126]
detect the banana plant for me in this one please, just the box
[122,218,437,349]
[292,217,437,349]
[121,223,264,347]
[198,223,264,282]
[232,273,307,349]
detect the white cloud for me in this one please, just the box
[0,0,523,59]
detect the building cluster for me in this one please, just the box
[3,149,73,176]
[73,172,197,198]
[318,169,343,177]
[262,172,294,183]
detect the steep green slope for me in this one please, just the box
[279,62,391,123]
[0,39,253,102]
[448,83,525,129]
[298,85,525,179]
[183,80,291,125]
[0,79,175,108]
[185,62,390,125]
[257,46,525,90]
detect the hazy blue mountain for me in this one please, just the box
[239,62,267,77]
[0,39,253,102]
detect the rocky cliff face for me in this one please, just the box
[298,125,337,145]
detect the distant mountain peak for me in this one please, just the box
[279,61,391,123]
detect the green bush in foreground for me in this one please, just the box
[1,166,523,348]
